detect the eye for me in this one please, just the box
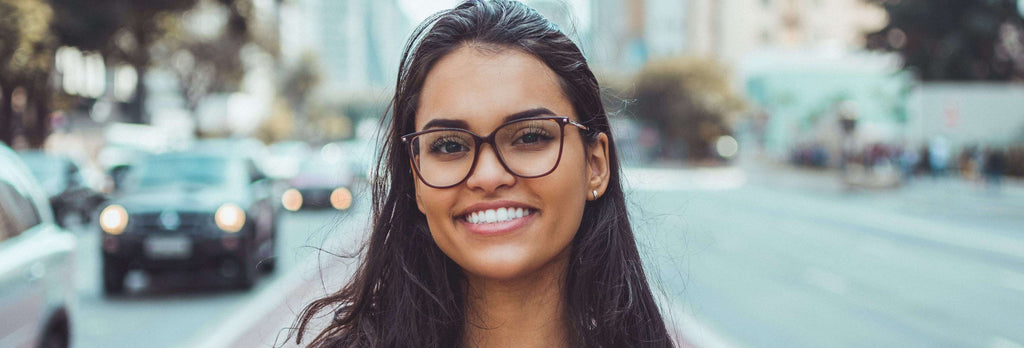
[513,127,554,145]
[429,136,471,154]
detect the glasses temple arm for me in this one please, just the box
[567,119,589,131]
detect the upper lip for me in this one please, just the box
[456,200,537,218]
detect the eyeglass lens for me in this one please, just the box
[409,118,564,187]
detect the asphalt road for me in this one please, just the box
[65,166,1024,347]
[69,184,372,348]
[632,165,1024,348]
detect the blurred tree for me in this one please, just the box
[280,52,322,110]
[633,57,746,161]
[50,0,198,123]
[0,0,54,146]
[157,0,268,117]
[866,0,1024,81]
[254,97,294,143]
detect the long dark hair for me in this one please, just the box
[294,1,672,346]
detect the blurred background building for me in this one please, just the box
[1,0,1023,178]
[279,0,408,94]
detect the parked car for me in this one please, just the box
[0,144,76,348]
[280,157,354,212]
[17,151,107,228]
[98,150,278,294]
[262,141,312,180]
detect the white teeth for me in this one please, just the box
[464,207,532,224]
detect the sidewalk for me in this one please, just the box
[741,158,1024,221]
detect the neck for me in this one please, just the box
[462,254,571,348]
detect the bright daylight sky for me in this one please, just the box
[398,0,590,28]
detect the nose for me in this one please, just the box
[465,143,515,192]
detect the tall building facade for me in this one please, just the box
[280,0,410,95]
[687,0,887,64]
[586,0,887,72]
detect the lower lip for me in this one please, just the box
[458,212,536,236]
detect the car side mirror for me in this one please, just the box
[109,165,132,193]
[250,171,266,184]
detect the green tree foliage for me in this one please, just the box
[633,57,746,161]
[0,0,54,146]
[281,52,322,109]
[49,0,199,123]
[866,0,1024,81]
[157,0,259,114]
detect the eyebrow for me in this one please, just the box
[422,107,556,130]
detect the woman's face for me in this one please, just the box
[412,45,608,282]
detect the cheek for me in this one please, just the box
[549,145,591,200]
[414,182,458,246]
[415,182,451,219]
[538,147,590,232]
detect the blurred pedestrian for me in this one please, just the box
[982,147,1007,191]
[957,145,979,181]
[916,144,930,176]
[898,143,919,184]
[928,136,951,177]
[293,1,673,347]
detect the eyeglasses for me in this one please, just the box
[401,116,589,188]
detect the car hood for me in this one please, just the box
[289,172,352,189]
[111,185,249,213]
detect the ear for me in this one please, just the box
[586,132,610,201]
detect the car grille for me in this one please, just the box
[128,211,215,235]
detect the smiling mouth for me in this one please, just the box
[462,207,535,224]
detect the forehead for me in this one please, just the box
[415,45,574,132]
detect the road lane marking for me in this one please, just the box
[999,270,1024,293]
[624,167,747,191]
[741,183,1024,265]
[653,290,738,348]
[188,224,368,345]
[990,336,1024,348]
[187,259,313,348]
[803,268,850,296]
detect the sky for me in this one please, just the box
[398,0,591,28]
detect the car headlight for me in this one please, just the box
[99,204,129,235]
[215,203,246,233]
[281,189,302,212]
[330,187,352,210]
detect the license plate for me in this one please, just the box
[145,236,192,259]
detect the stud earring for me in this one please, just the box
[592,190,598,200]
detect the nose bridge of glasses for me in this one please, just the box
[473,137,511,174]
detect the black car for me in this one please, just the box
[98,151,278,294]
[18,151,107,228]
[279,157,355,212]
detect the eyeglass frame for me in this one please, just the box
[400,116,590,189]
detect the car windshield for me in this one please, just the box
[127,154,239,190]
[299,159,341,177]
[18,154,64,181]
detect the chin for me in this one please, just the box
[461,257,534,281]
[459,248,568,282]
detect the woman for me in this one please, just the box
[295,1,673,346]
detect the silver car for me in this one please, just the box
[0,144,76,348]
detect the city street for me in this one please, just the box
[635,163,1024,347]
[64,164,1024,347]
[69,183,373,348]
[4,1,1023,347]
